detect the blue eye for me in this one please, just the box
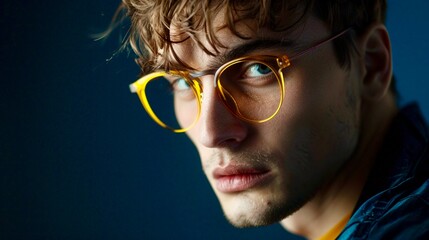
[173,78,191,91]
[169,77,197,100]
[245,63,272,77]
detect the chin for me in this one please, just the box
[219,191,301,228]
[225,211,283,228]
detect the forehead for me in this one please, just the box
[165,8,326,71]
[169,15,256,67]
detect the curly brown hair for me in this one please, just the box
[112,0,387,75]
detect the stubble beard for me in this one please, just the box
[212,149,321,228]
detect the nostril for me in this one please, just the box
[199,122,248,149]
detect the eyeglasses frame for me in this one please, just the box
[130,28,351,133]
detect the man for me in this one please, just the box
[115,0,429,239]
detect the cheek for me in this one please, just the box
[268,60,360,167]
[174,98,200,129]
[185,127,200,152]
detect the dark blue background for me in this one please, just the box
[2,1,428,239]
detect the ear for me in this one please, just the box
[358,24,393,101]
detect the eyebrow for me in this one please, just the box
[205,38,303,70]
[163,37,304,74]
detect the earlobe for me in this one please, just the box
[359,24,393,101]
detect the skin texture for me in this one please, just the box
[168,11,396,239]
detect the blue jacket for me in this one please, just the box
[338,104,429,239]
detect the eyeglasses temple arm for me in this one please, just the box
[288,27,352,61]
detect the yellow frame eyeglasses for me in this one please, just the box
[130,28,351,133]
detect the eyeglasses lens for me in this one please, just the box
[144,74,199,131]
[217,60,282,122]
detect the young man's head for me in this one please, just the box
[122,0,394,232]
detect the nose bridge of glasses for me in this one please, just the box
[188,69,219,102]
[189,69,219,86]
[190,69,240,122]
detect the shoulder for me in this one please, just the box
[339,104,429,239]
[339,179,429,239]
[368,179,429,239]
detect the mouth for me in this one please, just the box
[212,164,272,193]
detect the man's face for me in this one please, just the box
[171,14,362,227]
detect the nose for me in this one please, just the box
[197,76,248,148]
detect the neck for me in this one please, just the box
[280,94,398,239]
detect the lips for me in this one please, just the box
[213,165,272,193]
